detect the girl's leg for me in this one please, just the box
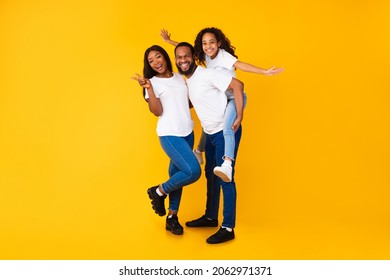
[223,94,247,161]
[222,99,237,161]
[214,94,247,182]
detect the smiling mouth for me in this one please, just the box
[179,62,190,70]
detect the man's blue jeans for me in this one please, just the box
[204,126,242,228]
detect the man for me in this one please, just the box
[174,42,244,244]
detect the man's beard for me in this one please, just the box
[176,61,196,76]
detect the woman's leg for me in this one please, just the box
[159,132,201,211]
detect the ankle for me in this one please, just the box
[223,159,232,166]
[156,185,166,196]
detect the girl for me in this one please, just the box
[132,45,201,235]
[161,28,283,182]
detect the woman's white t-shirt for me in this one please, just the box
[145,73,193,137]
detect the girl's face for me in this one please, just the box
[147,50,168,76]
[202,32,220,59]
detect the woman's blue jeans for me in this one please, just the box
[204,126,242,228]
[159,131,201,212]
[223,94,247,160]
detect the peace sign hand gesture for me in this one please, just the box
[131,73,151,89]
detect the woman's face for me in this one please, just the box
[147,50,168,75]
[202,32,220,59]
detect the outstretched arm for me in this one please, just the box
[160,29,179,47]
[234,60,284,75]
[226,78,245,132]
[131,73,163,116]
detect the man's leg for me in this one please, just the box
[186,132,219,227]
[207,126,242,244]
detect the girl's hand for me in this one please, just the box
[264,66,284,76]
[160,29,171,42]
[131,73,151,89]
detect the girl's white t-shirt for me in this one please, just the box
[205,48,238,99]
[205,48,237,77]
[145,72,193,137]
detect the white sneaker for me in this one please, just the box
[193,150,204,165]
[213,164,232,182]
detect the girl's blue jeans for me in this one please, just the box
[223,93,247,160]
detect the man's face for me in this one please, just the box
[175,46,195,76]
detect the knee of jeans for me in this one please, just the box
[191,164,201,181]
[184,163,201,182]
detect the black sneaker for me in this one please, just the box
[185,215,218,227]
[147,186,166,216]
[166,215,184,235]
[206,227,235,244]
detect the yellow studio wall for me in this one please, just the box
[1,0,390,259]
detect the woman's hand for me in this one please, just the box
[132,73,151,88]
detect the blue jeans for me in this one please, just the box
[204,126,242,228]
[159,131,201,212]
[223,94,247,160]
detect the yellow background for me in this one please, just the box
[1,0,390,260]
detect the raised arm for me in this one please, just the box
[132,73,163,116]
[234,60,284,75]
[226,77,245,132]
[160,29,179,47]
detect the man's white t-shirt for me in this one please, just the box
[145,72,193,137]
[186,66,232,134]
[205,48,237,99]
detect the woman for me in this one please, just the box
[132,45,201,235]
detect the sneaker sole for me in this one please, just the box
[206,235,235,244]
[213,169,232,182]
[166,226,183,235]
[185,221,218,227]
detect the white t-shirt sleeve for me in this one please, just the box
[218,49,238,69]
[144,87,161,99]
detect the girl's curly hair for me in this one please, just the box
[194,27,237,66]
